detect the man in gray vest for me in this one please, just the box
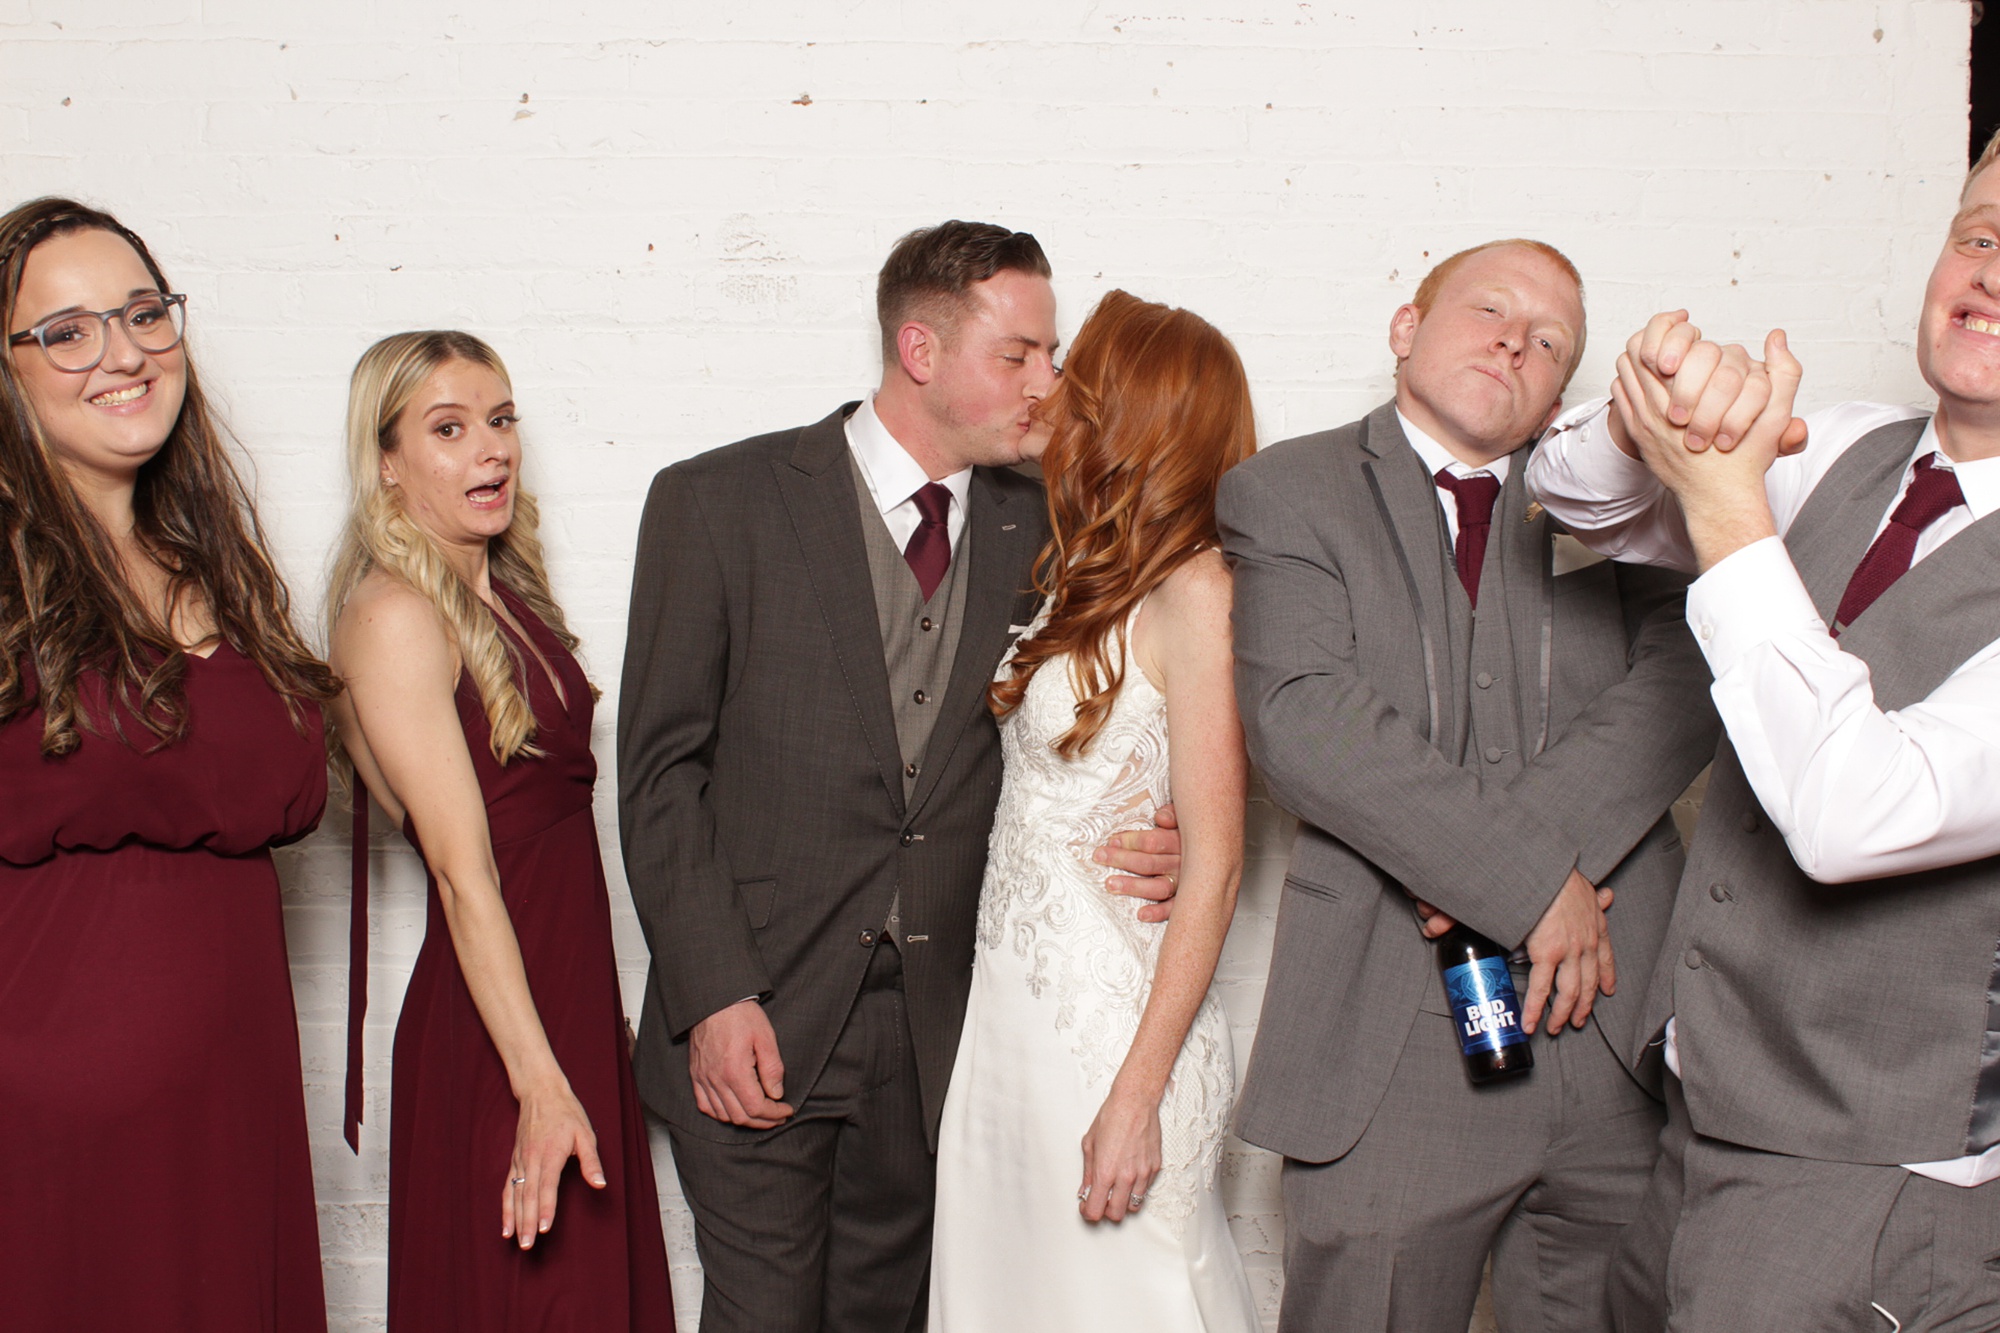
[617,222,1180,1331]
[1525,135,2000,1331]
[1218,239,1720,1331]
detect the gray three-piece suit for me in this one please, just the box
[1616,419,2000,1333]
[1218,404,1719,1332]
[618,403,1047,1332]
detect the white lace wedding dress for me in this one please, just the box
[929,605,1258,1333]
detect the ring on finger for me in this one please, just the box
[512,1176,528,1184]
[1077,1185,1091,1201]
[1128,1193,1145,1208]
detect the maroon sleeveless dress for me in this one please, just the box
[384,585,672,1331]
[0,646,329,1331]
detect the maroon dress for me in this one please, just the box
[0,646,329,1331]
[384,585,672,1331]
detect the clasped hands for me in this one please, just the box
[688,805,1186,1128]
[1607,309,1811,571]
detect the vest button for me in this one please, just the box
[900,830,915,847]
[1475,672,1494,689]
[1683,947,1703,970]
[921,617,935,632]
[1709,882,1730,903]
[1740,812,1760,834]
[914,690,928,705]
[905,762,918,779]
[859,929,878,947]
[1483,746,1504,763]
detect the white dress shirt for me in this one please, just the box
[845,395,972,554]
[1397,408,1511,546]
[1528,399,2000,1187]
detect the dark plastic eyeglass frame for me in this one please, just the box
[6,292,189,373]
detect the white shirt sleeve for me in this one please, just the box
[1688,536,2000,882]
[1527,400,1927,571]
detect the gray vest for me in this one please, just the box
[850,452,971,798]
[1648,417,2000,1164]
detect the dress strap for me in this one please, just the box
[344,795,368,1153]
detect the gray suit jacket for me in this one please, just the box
[1219,404,1718,1164]
[617,403,1048,1147]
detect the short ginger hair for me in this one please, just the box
[1408,238,1587,389]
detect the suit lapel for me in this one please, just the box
[773,405,907,816]
[1496,443,1555,756]
[1358,404,1455,744]
[908,469,1036,818]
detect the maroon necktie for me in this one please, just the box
[1434,469,1502,608]
[1832,454,1965,632]
[904,482,953,601]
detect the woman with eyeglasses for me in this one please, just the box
[0,197,334,1329]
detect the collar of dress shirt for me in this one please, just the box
[1922,418,2000,522]
[1396,408,1512,486]
[845,394,974,520]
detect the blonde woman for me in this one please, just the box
[328,331,671,1329]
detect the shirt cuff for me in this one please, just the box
[1684,536,1829,677]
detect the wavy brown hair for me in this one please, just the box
[0,197,336,756]
[990,289,1255,756]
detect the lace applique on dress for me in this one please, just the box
[977,599,1234,1226]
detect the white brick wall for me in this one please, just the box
[0,4,1970,1328]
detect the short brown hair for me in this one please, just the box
[876,220,1052,360]
[1409,238,1587,388]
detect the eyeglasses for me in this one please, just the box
[6,293,188,373]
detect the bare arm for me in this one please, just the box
[1078,552,1246,1224]
[331,575,604,1248]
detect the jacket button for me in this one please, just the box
[1484,746,1504,763]
[859,929,878,947]
[914,690,928,705]
[900,831,915,847]
[1475,672,1494,689]
[1709,882,1730,903]
[905,762,918,779]
[921,617,935,632]
[1740,812,1760,834]
[1683,947,1703,970]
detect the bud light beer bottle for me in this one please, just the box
[1436,925,1533,1082]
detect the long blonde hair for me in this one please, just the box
[326,330,585,765]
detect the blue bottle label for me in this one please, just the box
[1444,956,1528,1056]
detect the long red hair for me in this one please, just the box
[990,289,1255,756]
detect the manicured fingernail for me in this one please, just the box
[1714,435,1733,450]
[1669,407,1690,424]
[594,1174,607,1187]
[1093,848,1108,863]
[1687,434,1706,450]
[540,1219,551,1233]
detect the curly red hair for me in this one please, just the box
[990,289,1255,756]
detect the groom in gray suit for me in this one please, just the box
[1218,239,1719,1331]
[618,222,1179,1332]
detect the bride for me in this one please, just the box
[930,290,1260,1332]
